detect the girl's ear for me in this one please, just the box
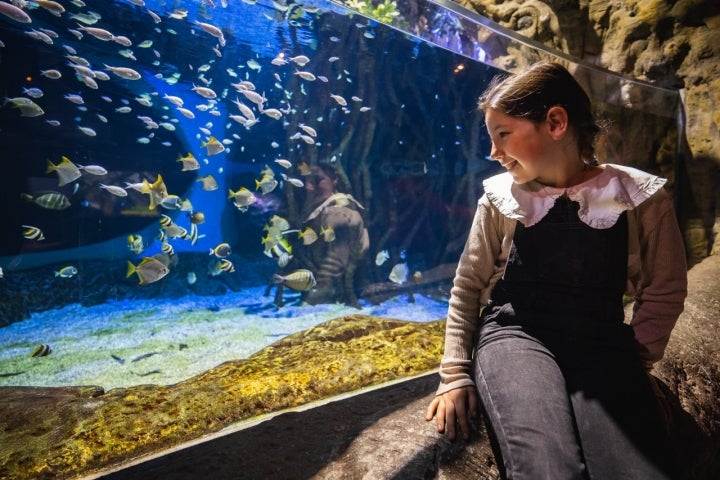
[545,105,569,139]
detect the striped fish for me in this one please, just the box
[21,192,71,210]
[31,344,52,357]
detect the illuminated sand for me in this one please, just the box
[0,287,448,389]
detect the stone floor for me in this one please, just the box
[90,372,495,480]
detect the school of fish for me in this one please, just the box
[3,0,391,290]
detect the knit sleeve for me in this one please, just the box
[630,189,688,364]
[437,195,506,395]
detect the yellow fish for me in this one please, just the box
[141,174,168,209]
[298,227,318,245]
[228,187,256,211]
[197,174,219,191]
[202,136,225,156]
[46,156,81,187]
[127,257,170,285]
[177,152,199,171]
[320,225,336,242]
[255,174,278,194]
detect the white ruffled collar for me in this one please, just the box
[483,164,667,229]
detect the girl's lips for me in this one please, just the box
[501,160,517,171]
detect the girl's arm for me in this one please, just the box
[630,189,688,366]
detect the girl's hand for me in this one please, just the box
[425,386,478,441]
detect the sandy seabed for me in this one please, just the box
[0,287,448,390]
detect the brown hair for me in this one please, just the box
[478,62,601,164]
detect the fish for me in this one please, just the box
[262,108,283,120]
[78,126,97,137]
[297,162,311,176]
[127,234,144,254]
[239,89,266,106]
[282,174,304,188]
[21,192,71,210]
[10,98,44,117]
[208,258,234,276]
[177,152,199,171]
[99,184,128,197]
[159,195,182,210]
[31,344,52,357]
[228,187,256,211]
[202,136,225,156]
[320,225,336,242]
[194,20,225,46]
[375,249,390,266]
[197,175,219,191]
[272,269,316,291]
[274,159,292,169]
[188,211,205,224]
[255,175,278,194]
[289,55,310,66]
[141,174,168,209]
[298,124,317,137]
[192,84,217,99]
[110,354,126,364]
[113,35,132,46]
[104,65,142,80]
[298,227,318,245]
[22,87,44,98]
[36,0,65,16]
[359,106,372,112]
[187,272,197,285]
[177,107,195,119]
[0,2,32,23]
[127,257,170,285]
[22,225,45,241]
[294,70,316,81]
[159,215,187,239]
[55,266,78,278]
[41,69,62,79]
[77,25,114,41]
[161,241,174,256]
[163,94,184,107]
[78,164,107,175]
[330,94,348,106]
[209,242,231,258]
[46,156,81,187]
[388,262,409,284]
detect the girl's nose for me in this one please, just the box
[489,144,504,162]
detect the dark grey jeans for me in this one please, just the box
[473,305,674,480]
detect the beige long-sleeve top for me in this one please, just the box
[437,164,688,395]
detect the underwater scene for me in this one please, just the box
[0,0,683,476]
[0,0,515,392]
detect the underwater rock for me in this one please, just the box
[0,315,445,479]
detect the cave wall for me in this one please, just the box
[458,0,720,265]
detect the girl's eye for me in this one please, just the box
[498,132,509,138]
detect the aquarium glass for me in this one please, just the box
[0,0,682,475]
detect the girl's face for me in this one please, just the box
[485,108,556,185]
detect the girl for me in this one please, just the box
[426,62,687,479]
